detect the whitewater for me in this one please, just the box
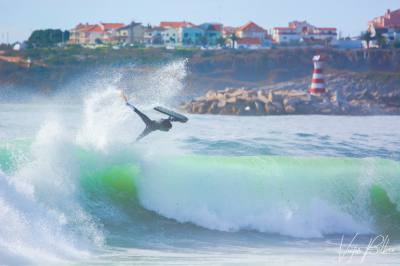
[0,61,400,265]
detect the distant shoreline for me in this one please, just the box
[0,47,399,116]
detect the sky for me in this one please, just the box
[0,0,399,43]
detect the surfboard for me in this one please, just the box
[154,106,189,123]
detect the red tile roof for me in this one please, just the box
[237,38,262,45]
[317,27,337,31]
[160,21,195,28]
[100,23,125,30]
[273,27,293,31]
[237,21,265,32]
[74,24,104,33]
[86,25,104,33]
[223,26,237,34]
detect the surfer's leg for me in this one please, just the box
[136,127,153,141]
[127,103,152,126]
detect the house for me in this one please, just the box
[272,21,337,44]
[69,23,103,45]
[272,27,301,43]
[198,23,223,46]
[368,9,400,43]
[236,22,267,40]
[115,21,145,44]
[160,21,203,46]
[236,38,262,49]
[160,21,196,28]
[98,22,125,43]
[180,27,204,46]
[161,27,180,45]
[12,41,27,51]
[69,22,124,45]
[235,21,269,48]
[144,26,166,45]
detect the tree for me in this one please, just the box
[28,29,69,47]
[217,37,226,47]
[229,33,238,49]
[361,31,372,49]
[393,39,400,49]
[375,32,387,48]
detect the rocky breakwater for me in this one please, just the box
[182,86,400,115]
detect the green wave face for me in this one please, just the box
[133,155,400,237]
[1,140,400,239]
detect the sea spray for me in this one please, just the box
[126,59,188,107]
[0,120,101,264]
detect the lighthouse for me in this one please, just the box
[309,55,326,95]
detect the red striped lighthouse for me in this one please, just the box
[309,55,326,94]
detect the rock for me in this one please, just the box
[284,104,296,114]
[257,90,270,104]
[207,101,220,114]
[182,77,400,116]
[217,99,226,108]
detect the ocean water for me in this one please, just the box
[1,62,400,265]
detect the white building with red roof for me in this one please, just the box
[231,21,269,48]
[69,22,125,45]
[160,21,196,28]
[272,21,337,44]
[69,23,104,45]
[236,21,267,40]
[236,37,262,49]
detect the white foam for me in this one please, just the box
[136,156,374,238]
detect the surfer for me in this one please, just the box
[120,91,188,141]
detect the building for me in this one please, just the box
[159,21,217,46]
[160,21,195,28]
[234,21,269,48]
[198,23,223,46]
[115,21,145,44]
[236,38,262,49]
[69,22,124,45]
[272,27,301,43]
[161,27,180,45]
[99,22,125,43]
[69,23,104,45]
[144,26,166,45]
[368,9,400,43]
[236,21,267,40]
[12,41,27,51]
[272,21,337,44]
[180,27,204,46]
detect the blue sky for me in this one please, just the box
[0,0,399,43]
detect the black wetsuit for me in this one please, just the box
[126,102,173,141]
